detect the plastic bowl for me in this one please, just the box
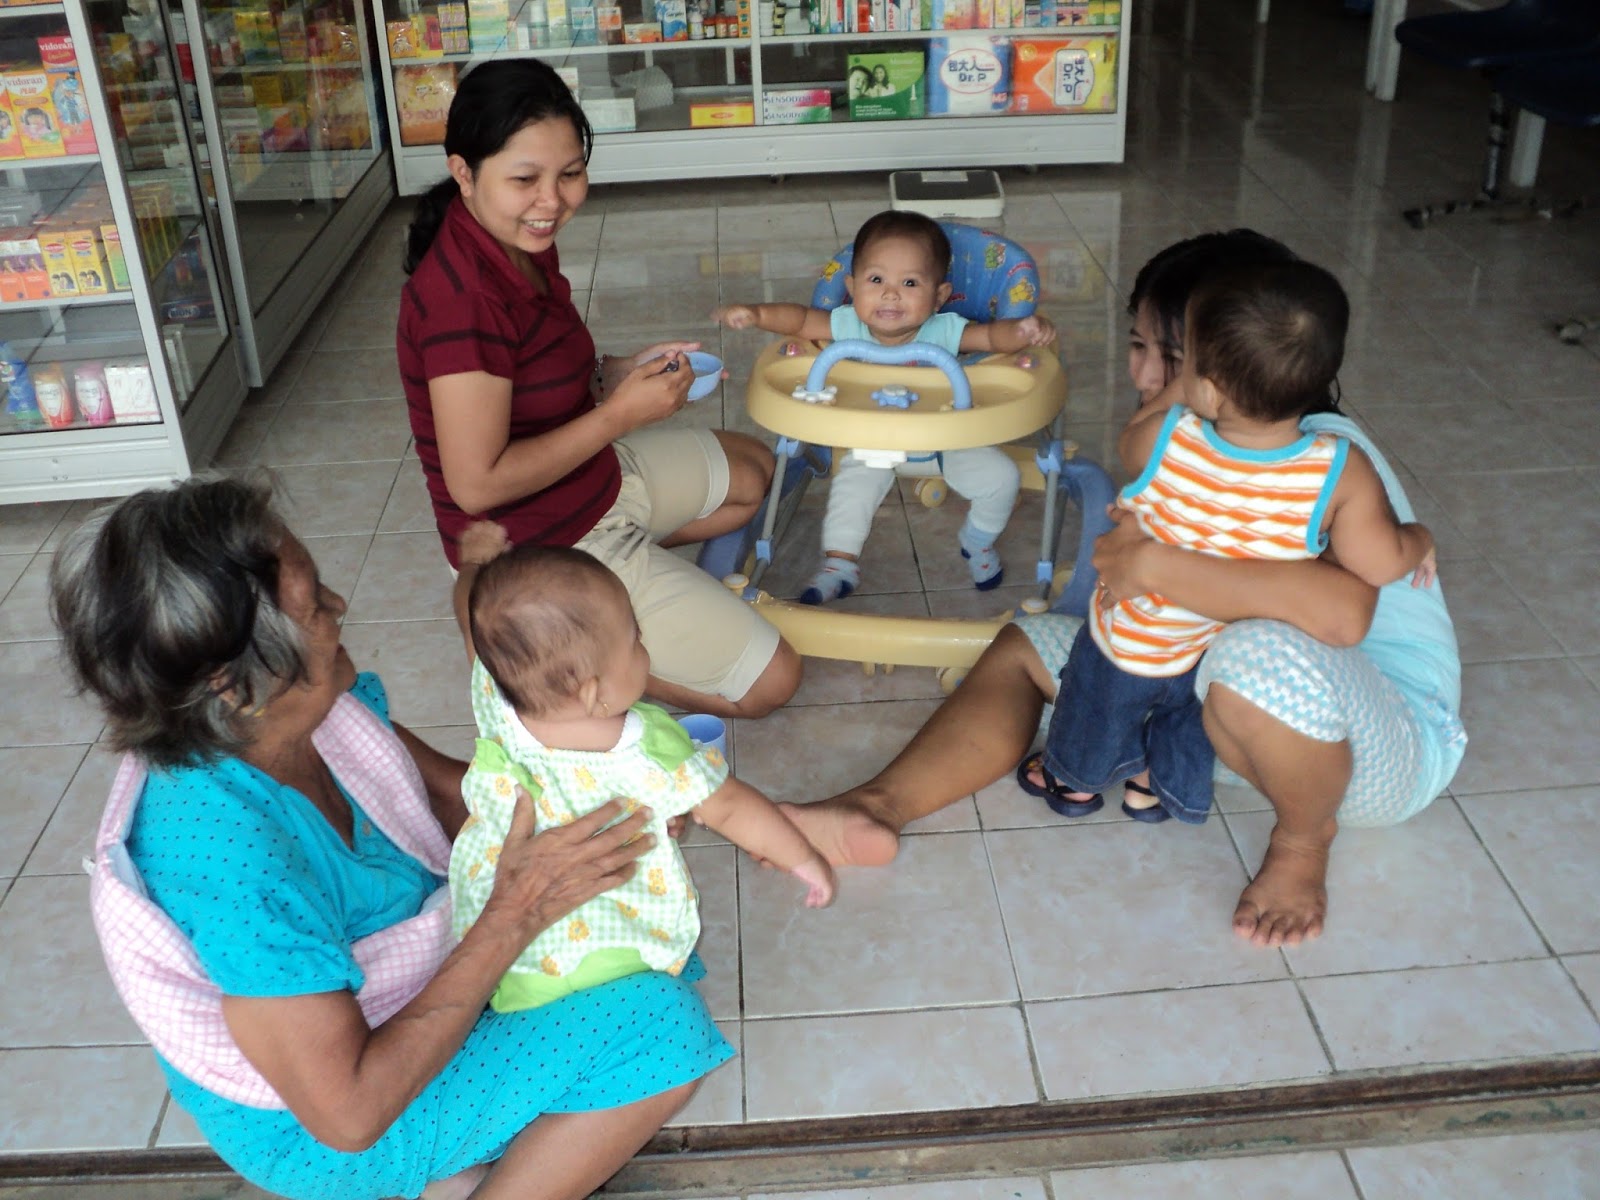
[685,351,723,401]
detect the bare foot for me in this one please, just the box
[1233,825,1333,947]
[778,796,901,867]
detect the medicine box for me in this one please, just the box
[846,50,925,120]
[689,99,754,126]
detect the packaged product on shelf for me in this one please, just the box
[1009,35,1117,111]
[239,9,285,64]
[597,4,623,42]
[0,250,23,302]
[931,0,974,28]
[65,229,109,294]
[46,71,96,155]
[394,63,458,145]
[32,363,73,428]
[6,73,65,159]
[973,0,993,26]
[106,362,161,424]
[259,103,311,154]
[653,0,688,40]
[570,0,599,43]
[387,19,420,56]
[927,34,1010,114]
[555,65,580,99]
[581,94,635,132]
[99,224,132,291]
[410,11,447,54]
[846,51,925,119]
[468,0,511,50]
[0,92,23,161]
[623,22,662,41]
[73,362,114,425]
[762,87,831,124]
[279,9,310,60]
[39,230,79,298]
[439,3,471,52]
[689,99,753,126]
[1,346,39,426]
[2,231,50,299]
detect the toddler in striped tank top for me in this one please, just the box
[1030,260,1436,825]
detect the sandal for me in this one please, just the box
[1015,751,1104,818]
[1121,779,1171,824]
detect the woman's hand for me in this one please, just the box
[1090,505,1158,606]
[601,352,694,433]
[482,792,655,942]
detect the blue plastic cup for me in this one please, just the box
[677,713,727,757]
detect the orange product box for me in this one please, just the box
[1008,35,1118,112]
[38,228,79,297]
[65,229,108,294]
[36,33,79,68]
[387,19,419,56]
[623,22,662,41]
[6,72,65,158]
[0,91,22,160]
[689,100,754,127]
[3,229,51,298]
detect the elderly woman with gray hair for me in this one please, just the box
[53,475,731,1200]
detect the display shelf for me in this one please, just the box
[375,0,1128,191]
[0,3,65,17]
[0,153,105,172]
[0,292,131,313]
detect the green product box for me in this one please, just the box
[845,51,925,120]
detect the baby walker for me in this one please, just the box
[696,222,1117,690]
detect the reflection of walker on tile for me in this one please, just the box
[697,226,1117,690]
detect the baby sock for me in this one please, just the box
[799,556,860,606]
[959,520,1003,591]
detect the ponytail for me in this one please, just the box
[404,179,459,274]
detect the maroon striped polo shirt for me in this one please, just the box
[398,196,621,567]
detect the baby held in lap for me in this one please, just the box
[449,533,833,1012]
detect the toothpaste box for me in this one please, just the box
[762,87,832,124]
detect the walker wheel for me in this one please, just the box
[938,666,966,694]
[915,478,948,508]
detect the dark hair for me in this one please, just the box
[851,210,951,281]
[469,543,626,716]
[404,59,594,274]
[1127,229,1299,378]
[48,475,308,768]
[1186,260,1350,423]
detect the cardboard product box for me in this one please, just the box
[654,0,688,39]
[387,19,419,56]
[0,92,23,161]
[438,3,470,52]
[926,34,1010,114]
[38,229,78,298]
[582,94,636,132]
[279,10,310,59]
[1009,35,1116,111]
[468,0,511,48]
[623,21,662,41]
[394,64,457,145]
[106,362,162,424]
[0,242,25,302]
[762,87,832,124]
[846,51,925,119]
[37,33,78,68]
[65,229,108,294]
[931,0,973,27]
[5,231,51,299]
[6,73,65,158]
[100,223,132,290]
[689,99,754,126]
[597,5,623,41]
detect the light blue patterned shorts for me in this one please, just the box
[1013,614,1438,827]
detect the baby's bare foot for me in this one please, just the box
[1233,827,1332,947]
[779,798,900,867]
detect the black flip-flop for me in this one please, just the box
[1121,779,1171,824]
[1015,751,1104,818]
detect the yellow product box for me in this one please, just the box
[99,223,132,291]
[1009,35,1117,112]
[387,19,419,56]
[248,73,289,106]
[38,228,79,297]
[63,229,107,294]
[689,99,754,127]
[6,72,65,158]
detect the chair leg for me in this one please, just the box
[1402,88,1510,228]
[1508,109,1546,190]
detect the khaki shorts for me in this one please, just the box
[575,427,780,702]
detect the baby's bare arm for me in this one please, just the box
[1325,448,1435,587]
[711,303,832,341]
[960,315,1057,354]
[696,777,835,907]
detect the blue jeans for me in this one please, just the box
[1042,624,1215,823]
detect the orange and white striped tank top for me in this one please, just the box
[1092,406,1349,677]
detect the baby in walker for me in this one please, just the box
[1028,259,1436,825]
[449,524,834,1014]
[713,210,1056,605]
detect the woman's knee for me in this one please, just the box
[730,638,802,718]
[714,431,775,504]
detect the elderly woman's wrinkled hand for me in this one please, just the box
[483,792,655,940]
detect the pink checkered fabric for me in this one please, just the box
[89,691,458,1110]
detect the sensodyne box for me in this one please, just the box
[926,36,1011,116]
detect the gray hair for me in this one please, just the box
[49,475,309,767]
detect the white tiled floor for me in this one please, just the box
[3,0,1600,1172]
